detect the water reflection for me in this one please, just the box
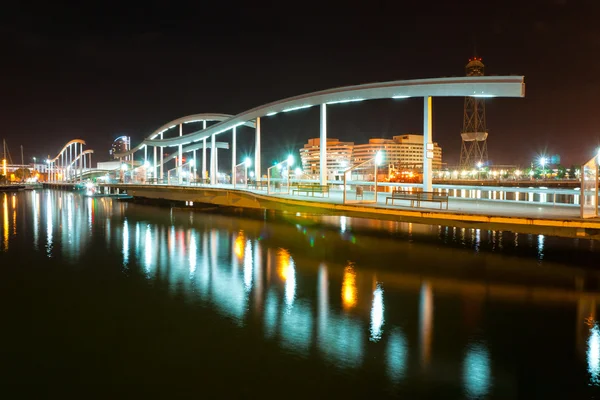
[370,282,384,342]
[463,343,492,399]
[5,190,600,396]
[3,193,8,251]
[342,264,358,310]
[588,321,600,386]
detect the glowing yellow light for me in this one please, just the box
[1,159,6,177]
[277,249,292,281]
[342,265,357,309]
[3,193,8,250]
[234,232,245,259]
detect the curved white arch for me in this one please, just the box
[50,139,86,163]
[67,149,94,168]
[115,113,255,157]
[138,76,524,148]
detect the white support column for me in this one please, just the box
[202,138,207,182]
[255,117,261,180]
[320,104,327,186]
[178,123,183,184]
[193,149,197,183]
[423,96,433,192]
[153,146,157,181]
[211,134,216,185]
[144,145,148,164]
[160,132,164,183]
[202,120,207,182]
[231,127,237,187]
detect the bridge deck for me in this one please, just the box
[95,183,600,239]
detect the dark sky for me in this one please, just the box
[2,0,600,167]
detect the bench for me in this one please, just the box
[293,184,329,197]
[386,190,448,209]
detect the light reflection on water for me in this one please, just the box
[4,190,600,397]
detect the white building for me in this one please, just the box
[353,134,442,170]
[300,138,354,181]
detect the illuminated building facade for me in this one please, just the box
[300,138,354,181]
[110,136,131,160]
[353,134,442,170]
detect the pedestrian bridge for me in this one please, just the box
[94,182,600,240]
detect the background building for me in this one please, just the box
[299,134,443,181]
[110,136,131,160]
[300,138,354,181]
[353,134,442,170]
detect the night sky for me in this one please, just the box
[2,0,600,168]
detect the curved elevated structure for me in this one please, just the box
[47,139,94,182]
[122,75,525,189]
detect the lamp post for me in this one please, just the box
[234,158,252,189]
[539,157,547,180]
[267,155,294,194]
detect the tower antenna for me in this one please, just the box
[459,55,489,169]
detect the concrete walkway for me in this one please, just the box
[226,185,585,221]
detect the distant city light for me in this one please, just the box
[375,151,383,166]
[244,157,252,167]
[477,161,483,169]
[287,155,294,166]
[294,167,302,176]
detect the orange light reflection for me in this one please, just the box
[342,265,357,309]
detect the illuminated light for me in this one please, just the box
[463,343,491,398]
[184,119,202,124]
[392,95,410,99]
[294,167,302,176]
[249,171,255,178]
[375,151,383,166]
[266,112,278,116]
[121,164,128,171]
[2,194,8,251]
[282,104,312,113]
[588,323,600,386]
[85,182,94,189]
[168,125,176,129]
[234,233,245,259]
[370,283,384,342]
[471,94,495,98]
[342,265,358,309]
[287,155,294,166]
[277,249,296,308]
[278,249,292,281]
[326,98,364,105]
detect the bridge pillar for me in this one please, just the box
[320,104,327,186]
[232,126,237,186]
[202,120,207,182]
[193,149,197,183]
[153,146,157,182]
[255,117,261,180]
[160,133,164,183]
[178,123,183,184]
[423,96,433,192]
[211,134,216,185]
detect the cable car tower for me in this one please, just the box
[459,56,488,168]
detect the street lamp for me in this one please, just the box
[267,155,294,194]
[539,156,547,180]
